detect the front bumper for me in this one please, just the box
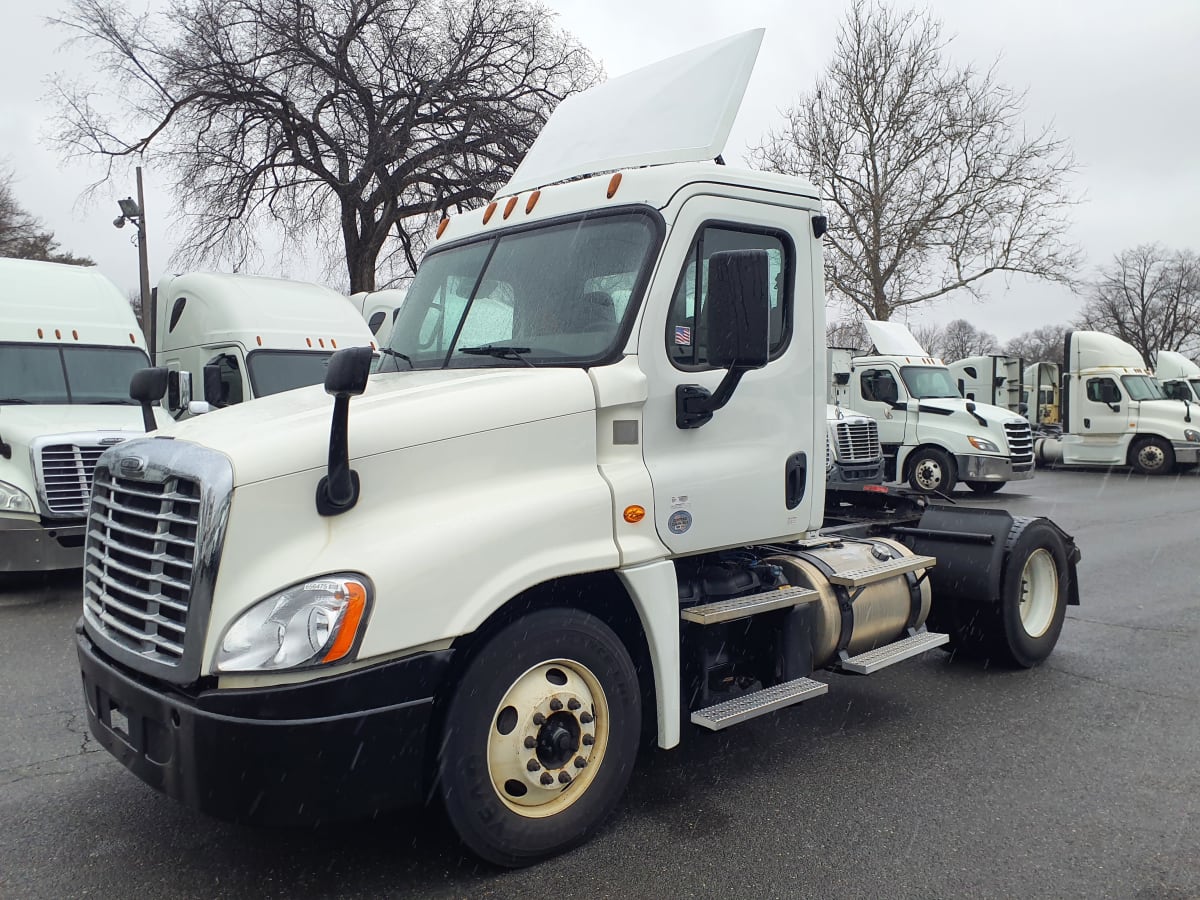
[0,516,85,573]
[955,454,1035,483]
[1171,442,1200,465]
[827,458,885,485]
[77,623,453,825]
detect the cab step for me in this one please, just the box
[826,554,936,588]
[838,630,949,674]
[690,677,828,730]
[680,585,819,625]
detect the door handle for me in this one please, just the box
[785,452,807,510]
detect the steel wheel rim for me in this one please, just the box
[486,659,609,818]
[1018,548,1058,638]
[1138,444,1165,471]
[914,458,944,491]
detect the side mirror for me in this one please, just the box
[202,365,223,405]
[129,367,169,433]
[165,370,192,415]
[676,250,770,429]
[1099,383,1121,405]
[316,346,374,516]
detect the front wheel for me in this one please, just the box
[436,609,641,867]
[1129,436,1174,475]
[907,447,957,495]
[965,481,1005,494]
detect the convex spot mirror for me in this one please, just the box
[165,370,192,414]
[705,249,770,371]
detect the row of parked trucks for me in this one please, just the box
[0,27,1178,868]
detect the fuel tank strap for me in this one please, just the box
[789,548,856,656]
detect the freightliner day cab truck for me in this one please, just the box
[153,272,376,417]
[76,32,1081,867]
[0,258,170,572]
[824,403,884,484]
[1035,331,1200,474]
[1154,350,1200,404]
[829,323,1035,495]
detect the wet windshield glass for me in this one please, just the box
[899,365,960,399]
[1121,375,1165,401]
[246,350,336,397]
[1191,379,1200,401]
[0,344,148,404]
[379,211,659,371]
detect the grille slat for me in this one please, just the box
[1004,421,1035,466]
[37,441,120,517]
[82,470,200,665]
[834,420,882,463]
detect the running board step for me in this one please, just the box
[680,585,819,625]
[838,631,949,674]
[690,677,828,730]
[826,554,936,588]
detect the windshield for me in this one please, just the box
[900,365,961,399]
[0,343,148,405]
[246,350,337,397]
[1191,379,1200,401]
[1121,375,1165,401]
[378,211,660,371]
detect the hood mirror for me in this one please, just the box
[129,367,169,432]
[316,346,374,516]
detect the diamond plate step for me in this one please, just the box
[680,585,819,625]
[690,677,828,731]
[839,631,949,674]
[825,554,936,588]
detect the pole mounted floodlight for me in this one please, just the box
[113,169,154,360]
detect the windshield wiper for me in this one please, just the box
[86,400,137,406]
[377,347,413,370]
[0,398,31,404]
[458,345,535,368]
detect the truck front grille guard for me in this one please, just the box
[81,440,233,685]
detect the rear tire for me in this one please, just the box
[948,519,1070,667]
[965,481,1004,494]
[906,447,957,495]
[1129,436,1174,475]
[436,609,641,867]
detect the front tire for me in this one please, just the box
[437,609,641,867]
[965,481,1005,494]
[1130,436,1174,475]
[907,447,957,495]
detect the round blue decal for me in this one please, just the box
[667,510,693,534]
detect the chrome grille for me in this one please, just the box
[37,441,123,517]
[835,420,881,463]
[1004,421,1035,468]
[83,470,200,665]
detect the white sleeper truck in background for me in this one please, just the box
[76,31,1081,867]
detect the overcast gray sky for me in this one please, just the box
[2,0,1198,342]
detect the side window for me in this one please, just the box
[666,225,791,369]
[861,368,899,404]
[1086,377,1120,403]
[207,352,245,407]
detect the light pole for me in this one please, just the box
[113,166,154,362]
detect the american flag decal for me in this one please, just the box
[674,325,692,345]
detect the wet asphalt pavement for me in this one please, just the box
[1,467,1198,899]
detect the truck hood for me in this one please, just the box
[169,367,599,486]
[0,404,159,449]
[913,397,1021,425]
[1135,399,1199,433]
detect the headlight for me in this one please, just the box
[215,574,371,673]
[1185,429,1200,443]
[967,436,1000,452]
[0,480,35,514]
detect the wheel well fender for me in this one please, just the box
[1125,433,1171,464]
[901,442,954,478]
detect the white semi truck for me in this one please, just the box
[824,403,884,484]
[76,32,1081,867]
[1035,331,1200,473]
[0,258,171,572]
[349,288,406,348]
[948,354,1025,411]
[153,272,376,417]
[1023,361,1063,434]
[829,322,1035,495]
[1154,350,1200,404]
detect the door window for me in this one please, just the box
[666,225,791,369]
[207,351,245,406]
[861,368,900,405]
[1085,377,1120,404]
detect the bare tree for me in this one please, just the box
[751,1,1080,322]
[0,170,93,265]
[910,322,944,357]
[51,0,599,292]
[826,315,869,350]
[937,318,999,360]
[1004,324,1069,364]
[1076,244,1200,366]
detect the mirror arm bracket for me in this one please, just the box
[676,367,748,429]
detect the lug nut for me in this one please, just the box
[524,736,536,749]
[558,771,572,784]
[526,759,541,772]
[582,734,595,746]
[549,698,563,711]
[540,772,553,786]
[532,712,546,726]
[580,712,593,724]
[568,698,581,710]
[574,756,587,769]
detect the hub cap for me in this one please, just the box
[1137,444,1166,471]
[913,458,944,491]
[1018,548,1058,638]
[486,659,609,817]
